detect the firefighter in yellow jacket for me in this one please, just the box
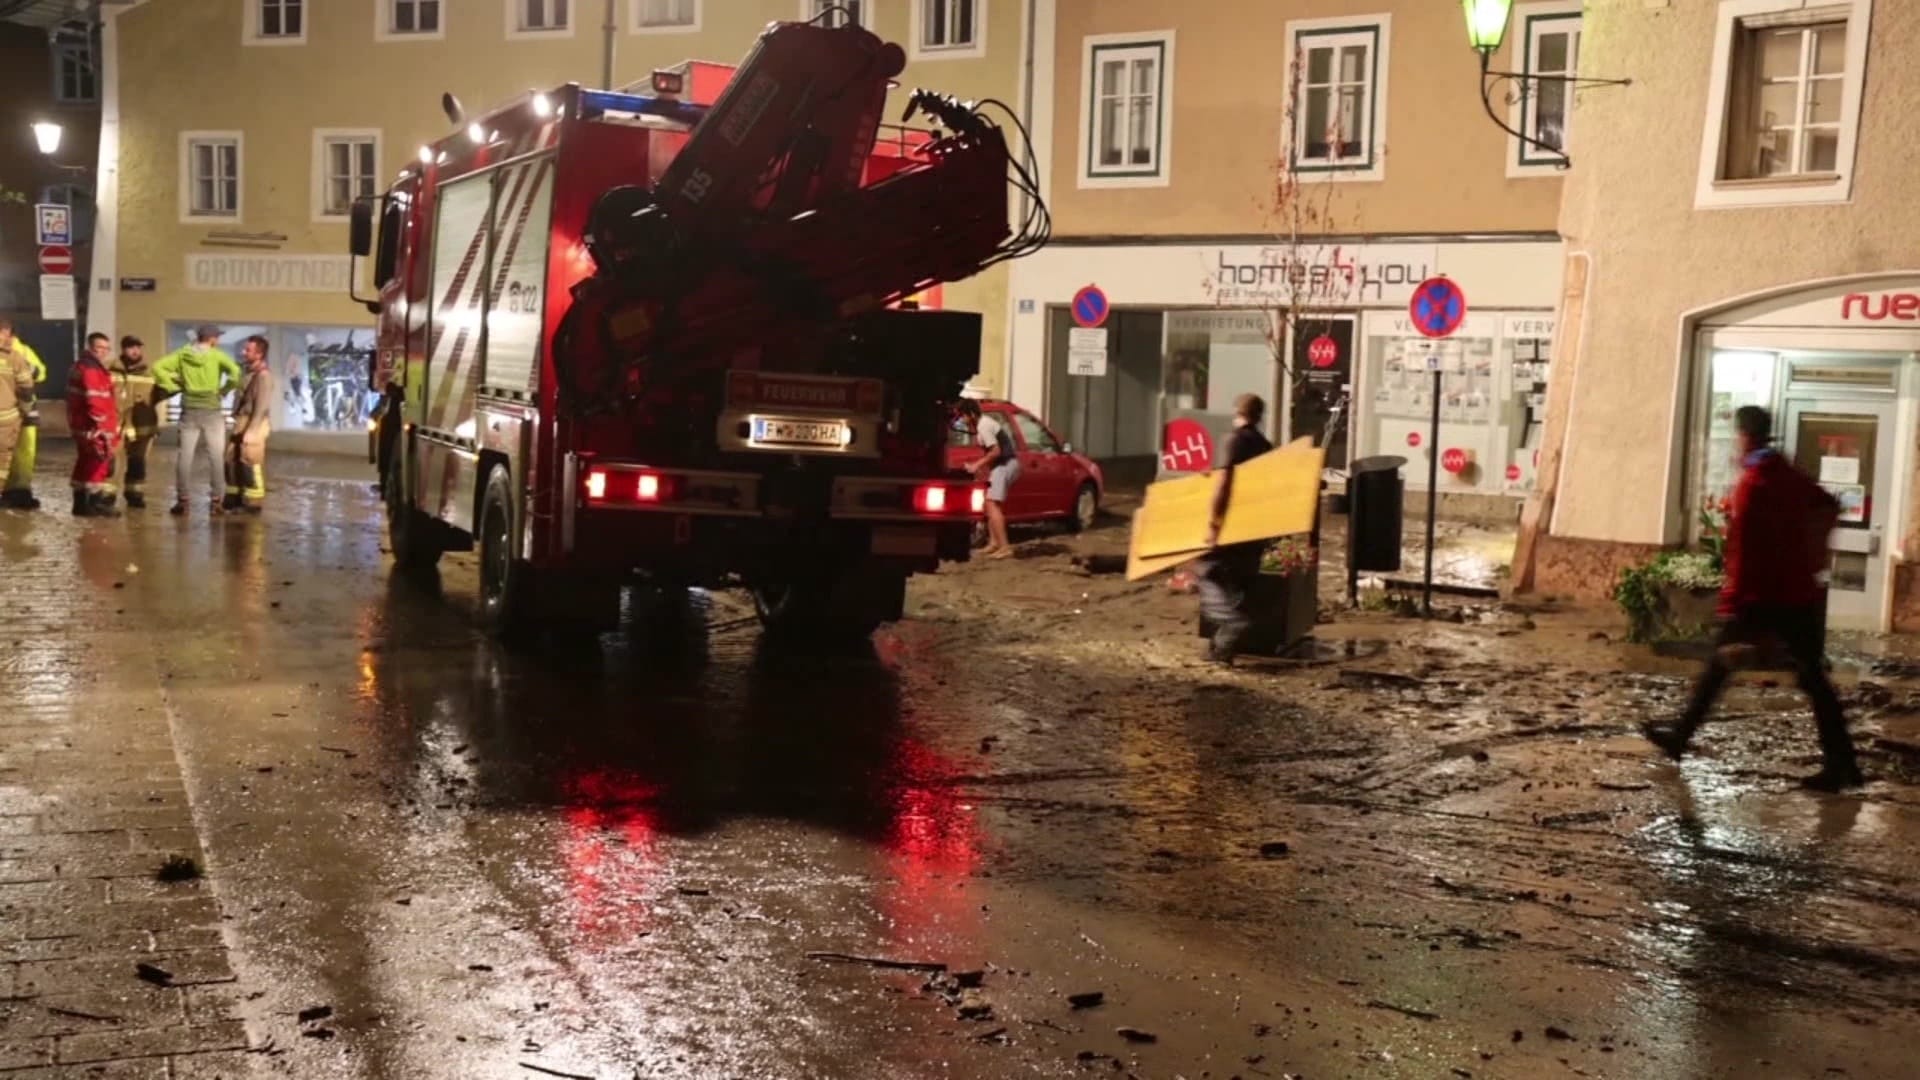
[0,335,35,490]
[0,318,45,510]
[109,335,161,510]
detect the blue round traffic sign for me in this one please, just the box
[1410,276,1467,339]
[1071,284,1109,329]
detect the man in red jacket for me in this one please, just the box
[68,332,122,518]
[1642,406,1860,790]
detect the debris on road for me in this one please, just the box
[1259,841,1291,858]
[806,951,948,973]
[297,1005,333,1024]
[1116,1026,1158,1044]
[1367,999,1441,1022]
[1068,991,1105,1010]
[155,853,201,882]
[134,962,174,986]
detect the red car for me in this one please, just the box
[947,400,1105,532]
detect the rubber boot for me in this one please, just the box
[71,490,92,517]
[88,492,121,518]
[125,491,146,510]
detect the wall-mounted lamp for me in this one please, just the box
[1461,0,1631,169]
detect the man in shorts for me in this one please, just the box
[959,399,1021,559]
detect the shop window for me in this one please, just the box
[1696,0,1870,209]
[803,0,869,28]
[182,133,242,222]
[916,0,982,59]
[1511,4,1580,174]
[1164,311,1276,443]
[1286,16,1389,181]
[512,0,571,34]
[316,132,379,220]
[249,0,305,43]
[384,0,444,39]
[633,0,697,31]
[1699,349,1777,504]
[1080,33,1173,188]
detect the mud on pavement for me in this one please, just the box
[6,454,1920,1079]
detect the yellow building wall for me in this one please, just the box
[1548,0,1920,546]
[112,0,1024,389]
[1047,0,1564,239]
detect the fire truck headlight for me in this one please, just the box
[532,93,553,118]
[467,122,486,144]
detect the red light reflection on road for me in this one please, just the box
[879,739,982,948]
[559,768,663,946]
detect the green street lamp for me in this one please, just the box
[1461,0,1629,169]
[1461,0,1512,54]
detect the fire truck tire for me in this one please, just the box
[388,451,441,576]
[477,467,530,638]
[752,569,905,644]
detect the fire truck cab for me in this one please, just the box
[349,24,1034,642]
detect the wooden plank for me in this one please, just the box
[1511,252,1588,594]
[1130,437,1324,561]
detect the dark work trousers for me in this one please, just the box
[1678,602,1857,771]
[1197,545,1262,660]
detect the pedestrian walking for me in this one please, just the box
[224,335,274,515]
[67,332,122,518]
[1641,405,1862,791]
[958,399,1020,559]
[109,335,160,510]
[153,325,240,518]
[1197,393,1275,666]
[0,318,45,510]
[0,332,34,497]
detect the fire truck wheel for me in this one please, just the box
[752,569,905,645]
[388,451,441,576]
[477,467,528,638]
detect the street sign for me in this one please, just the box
[35,203,71,246]
[37,246,72,275]
[1441,448,1469,474]
[39,275,76,320]
[1307,334,1339,369]
[1071,284,1109,329]
[1409,276,1467,338]
[1017,298,1035,314]
[1506,463,1523,482]
[1067,326,1108,376]
[1162,417,1213,473]
[120,277,157,292]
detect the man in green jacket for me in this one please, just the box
[153,324,241,517]
[0,319,45,510]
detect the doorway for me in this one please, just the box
[1783,397,1895,628]
[1046,307,1163,482]
[1288,315,1357,470]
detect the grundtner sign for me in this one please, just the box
[1207,244,1436,306]
[185,254,354,293]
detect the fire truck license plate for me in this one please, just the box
[751,417,847,448]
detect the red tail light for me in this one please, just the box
[914,484,948,514]
[969,486,986,514]
[636,472,662,502]
[585,469,609,501]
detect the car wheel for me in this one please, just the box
[1068,483,1099,533]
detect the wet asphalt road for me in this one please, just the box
[10,445,1920,1079]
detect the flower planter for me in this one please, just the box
[1198,568,1318,656]
[1640,584,1823,673]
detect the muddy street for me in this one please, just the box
[5,451,1920,1079]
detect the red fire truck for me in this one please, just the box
[348,18,1046,641]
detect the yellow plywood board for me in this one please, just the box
[1125,437,1324,581]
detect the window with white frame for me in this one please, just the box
[53,40,96,103]
[318,134,378,219]
[517,0,570,32]
[185,135,241,220]
[253,0,304,40]
[1083,38,1170,184]
[1287,20,1386,177]
[921,0,978,51]
[805,1,868,28]
[1696,0,1870,208]
[1517,10,1580,167]
[634,0,696,30]
[389,0,442,35]
[1724,18,1846,179]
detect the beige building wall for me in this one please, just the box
[1046,0,1565,239]
[1542,0,1920,546]
[104,0,1027,395]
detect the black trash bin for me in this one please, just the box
[1348,455,1405,574]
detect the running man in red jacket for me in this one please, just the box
[1642,406,1860,790]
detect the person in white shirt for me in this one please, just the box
[958,399,1021,559]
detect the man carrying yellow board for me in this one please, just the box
[1198,394,1275,664]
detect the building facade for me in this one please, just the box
[1007,0,1578,505]
[94,0,1030,444]
[0,13,101,390]
[1518,0,1920,632]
